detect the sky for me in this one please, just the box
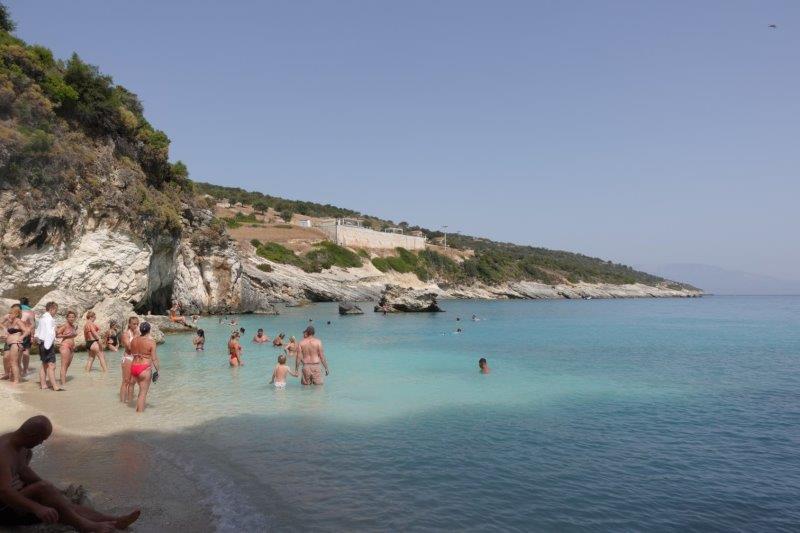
[7,0,800,280]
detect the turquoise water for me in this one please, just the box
[146,296,800,531]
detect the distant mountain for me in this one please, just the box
[647,264,800,295]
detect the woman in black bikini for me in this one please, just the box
[104,321,120,352]
[83,311,107,372]
[2,306,30,384]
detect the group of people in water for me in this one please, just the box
[205,320,329,386]
[1,298,160,413]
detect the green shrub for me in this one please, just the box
[257,263,273,273]
[305,241,362,270]
[250,238,262,247]
[357,248,370,258]
[371,257,389,272]
[279,209,294,223]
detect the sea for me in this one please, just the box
[36,296,800,531]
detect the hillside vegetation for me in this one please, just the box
[0,5,194,239]
[196,182,691,288]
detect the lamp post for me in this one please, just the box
[442,225,449,249]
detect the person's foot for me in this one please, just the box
[114,508,141,529]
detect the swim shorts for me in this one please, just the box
[301,364,324,385]
[22,335,31,350]
[39,342,56,365]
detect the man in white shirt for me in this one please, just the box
[33,302,61,392]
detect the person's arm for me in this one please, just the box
[122,331,132,351]
[151,343,160,372]
[319,342,329,375]
[288,368,299,378]
[0,460,58,523]
[295,344,301,372]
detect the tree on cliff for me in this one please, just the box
[0,3,14,32]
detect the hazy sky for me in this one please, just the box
[8,1,799,279]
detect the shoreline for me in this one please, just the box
[0,373,217,532]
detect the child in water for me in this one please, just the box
[270,354,298,389]
[478,358,490,374]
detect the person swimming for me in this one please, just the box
[269,354,299,389]
[272,333,285,347]
[479,358,490,374]
[193,329,205,351]
[252,328,269,344]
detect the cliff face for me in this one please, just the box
[0,177,277,315]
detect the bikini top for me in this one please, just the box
[6,327,21,334]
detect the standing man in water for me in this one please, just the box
[19,298,34,377]
[296,326,329,385]
[34,302,61,391]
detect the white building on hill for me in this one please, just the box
[316,219,426,250]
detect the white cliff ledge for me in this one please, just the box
[0,215,701,318]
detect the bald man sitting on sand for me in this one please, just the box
[0,415,140,531]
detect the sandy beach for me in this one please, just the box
[0,375,216,532]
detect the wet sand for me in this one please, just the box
[0,376,215,532]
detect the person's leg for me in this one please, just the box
[1,349,9,379]
[46,362,61,391]
[60,346,72,386]
[39,363,47,389]
[135,371,151,412]
[9,345,21,383]
[19,481,115,532]
[120,361,131,402]
[85,349,95,371]
[73,504,141,528]
[97,350,108,372]
[22,348,29,375]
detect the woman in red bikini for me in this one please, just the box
[56,310,78,387]
[83,311,107,372]
[228,331,243,367]
[127,322,160,413]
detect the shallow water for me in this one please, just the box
[24,297,800,531]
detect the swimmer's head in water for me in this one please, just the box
[197,329,205,337]
[304,326,315,337]
[17,415,52,448]
[240,327,245,334]
[257,328,264,334]
[479,358,487,369]
[139,322,151,335]
[278,354,287,364]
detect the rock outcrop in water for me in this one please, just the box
[338,302,364,315]
[375,285,443,313]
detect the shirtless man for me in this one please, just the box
[295,326,329,385]
[0,416,140,531]
[19,297,35,376]
[252,328,269,344]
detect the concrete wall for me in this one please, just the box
[317,224,426,250]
